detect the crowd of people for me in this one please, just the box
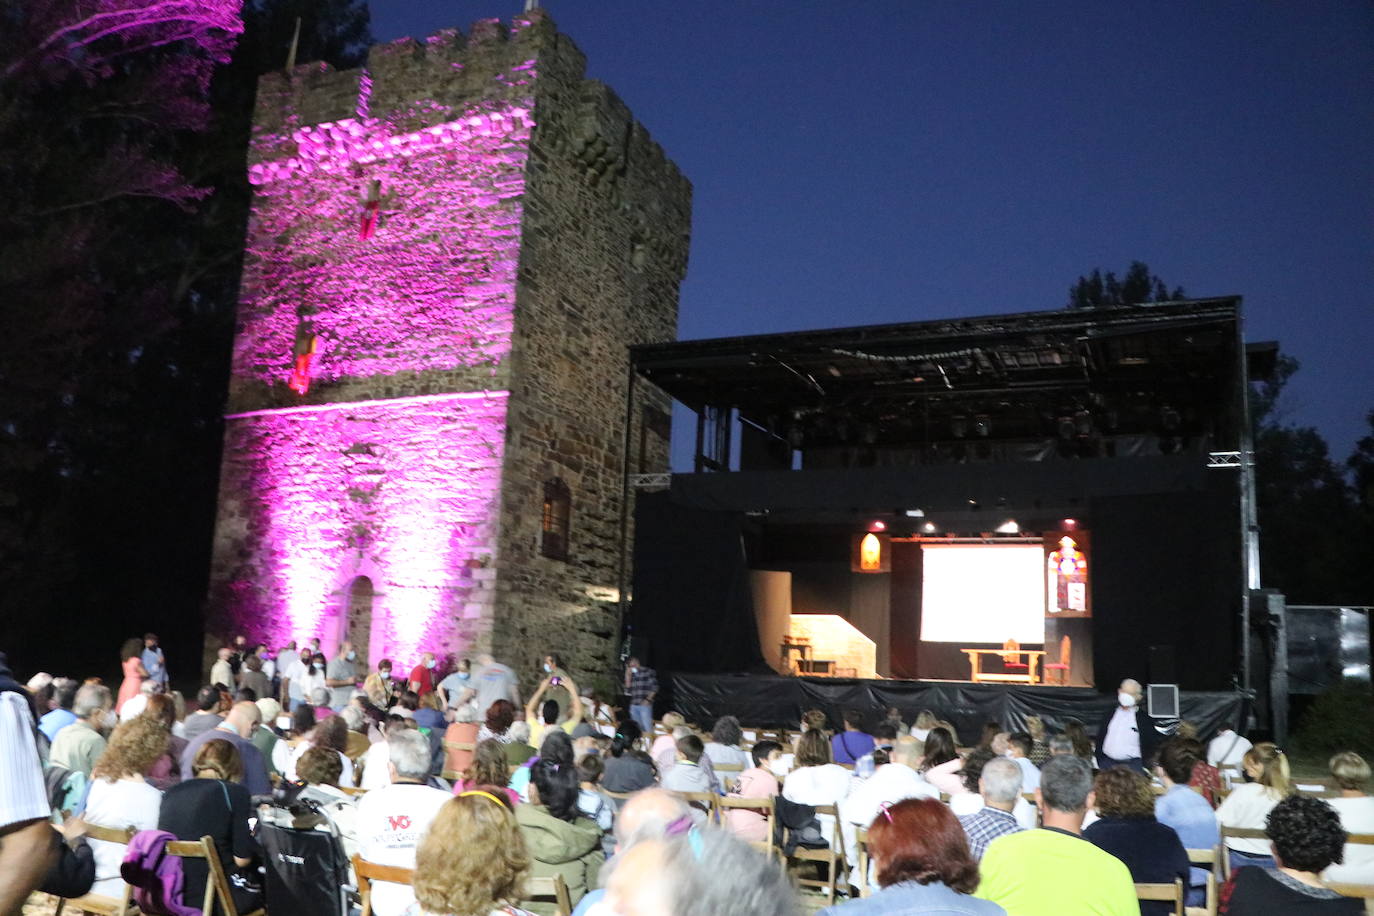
[4,642,1373,916]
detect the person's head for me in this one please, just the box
[216,646,233,662]
[467,738,511,787]
[1175,720,1198,740]
[244,654,262,674]
[394,690,419,712]
[1267,794,1349,873]
[507,719,532,746]
[453,704,478,724]
[196,685,220,712]
[1025,715,1045,740]
[1325,752,1369,794]
[224,700,262,739]
[794,729,832,768]
[413,790,528,915]
[255,697,281,731]
[920,727,958,770]
[73,684,111,723]
[1062,718,1093,758]
[711,715,743,747]
[297,745,344,787]
[542,653,562,672]
[958,747,995,793]
[141,692,177,731]
[1047,734,1075,757]
[914,709,938,731]
[1118,678,1143,708]
[578,752,604,787]
[476,652,495,668]
[144,632,159,649]
[977,722,1001,750]
[530,754,581,821]
[192,738,243,782]
[309,687,330,708]
[388,728,433,782]
[539,698,559,725]
[377,658,393,679]
[290,704,317,736]
[1038,754,1094,814]
[339,705,365,732]
[626,656,641,670]
[311,653,327,671]
[1006,733,1032,759]
[606,827,796,916]
[890,735,922,770]
[613,787,692,851]
[52,680,77,711]
[92,715,170,781]
[337,641,353,662]
[978,756,1023,805]
[539,728,576,767]
[842,709,865,732]
[660,711,685,731]
[235,687,258,703]
[800,708,827,733]
[873,723,898,744]
[311,714,348,752]
[234,634,247,649]
[989,732,1011,756]
[1244,742,1292,797]
[1094,766,1156,819]
[866,797,978,893]
[1156,738,1200,786]
[676,734,704,764]
[120,638,143,661]
[486,699,515,735]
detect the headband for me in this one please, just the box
[458,790,508,809]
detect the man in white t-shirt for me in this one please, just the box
[355,730,450,916]
[1206,726,1253,773]
[1007,732,1041,792]
[839,736,939,866]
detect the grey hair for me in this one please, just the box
[455,705,478,724]
[74,684,111,718]
[980,756,1023,804]
[507,720,532,743]
[340,706,365,730]
[662,829,798,916]
[891,735,922,767]
[388,729,433,780]
[309,687,330,705]
[1047,734,1075,755]
[1120,678,1142,692]
[614,789,693,848]
[671,725,692,739]
[1040,754,1094,813]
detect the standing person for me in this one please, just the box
[117,638,149,712]
[209,646,234,690]
[277,640,301,705]
[51,684,113,779]
[364,658,402,709]
[0,652,60,913]
[975,755,1137,915]
[141,633,168,689]
[326,641,359,708]
[540,653,572,722]
[437,658,473,711]
[408,652,438,699]
[624,656,658,735]
[472,653,522,719]
[1096,678,1161,772]
[237,654,271,702]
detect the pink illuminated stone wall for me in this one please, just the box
[206,10,691,685]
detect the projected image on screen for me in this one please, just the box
[919,545,1046,644]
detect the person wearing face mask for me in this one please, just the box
[437,657,474,712]
[1095,678,1160,773]
[409,651,439,698]
[365,658,401,709]
[722,740,783,843]
[326,640,360,709]
[50,684,114,779]
[540,653,572,722]
[295,653,329,708]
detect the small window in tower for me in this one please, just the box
[541,478,572,561]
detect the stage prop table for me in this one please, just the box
[960,648,1045,685]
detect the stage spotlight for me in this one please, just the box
[903,508,925,518]
[868,520,887,532]
[967,497,980,510]
[922,521,938,533]
[995,519,1020,534]
[1062,518,1078,529]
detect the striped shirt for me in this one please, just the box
[1,692,51,828]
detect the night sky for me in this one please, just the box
[372,1,1373,466]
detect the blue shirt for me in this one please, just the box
[39,708,77,742]
[142,647,167,684]
[832,730,876,765]
[818,880,1006,915]
[1155,783,1220,887]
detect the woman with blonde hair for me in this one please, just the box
[85,716,169,895]
[457,738,519,807]
[1216,741,1292,872]
[406,787,535,916]
[1323,751,1374,886]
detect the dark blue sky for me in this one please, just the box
[371,1,1373,464]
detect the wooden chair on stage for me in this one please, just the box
[1044,635,1072,686]
[1001,639,1028,676]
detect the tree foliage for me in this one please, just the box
[1067,261,1185,309]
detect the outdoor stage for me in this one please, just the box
[668,672,1250,744]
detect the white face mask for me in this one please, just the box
[543,663,552,673]
[1118,692,1137,708]
[101,710,118,730]
[276,715,292,730]
[768,757,789,777]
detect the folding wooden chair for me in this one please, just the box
[670,790,720,825]
[1326,882,1374,915]
[441,738,477,781]
[786,804,846,906]
[352,854,415,916]
[53,824,138,916]
[167,835,265,916]
[340,785,368,797]
[712,760,744,791]
[1184,845,1221,916]
[525,874,574,916]
[1135,878,1184,916]
[854,826,873,898]
[717,795,779,861]
[1218,826,1268,881]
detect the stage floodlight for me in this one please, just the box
[922,521,937,533]
[904,508,925,518]
[995,519,1020,534]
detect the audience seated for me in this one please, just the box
[182,684,224,741]
[949,748,1038,831]
[840,735,939,867]
[1174,723,1222,804]
[1323,751,1374,887]
[571,788,692,916]
[1207,723,1253,778]
[917,727,966,797]
[831,709,876,766]
[159,738,262,914]
[180,699,271,796]
[1061,718,1096,767]
[406,787,537,916]
[782,729,853,846]
[820,797,1005,915]
[955,754,1025,860]
[702,715,751,790]
[85,715,167,896]
[1083,767,1191,916]
[649,712,687,774]
[1220,795,1363,914]
[284,713,356,787]
[724,739,783,843]
[459,738,520,808]
[516,754,603,913]
[526,674,584,749]
[975,755,1137,915]
[601,728,657,794]
[479,699,518,745]
[1216,741,1291,873]
[1025,716,1050,767]
[49,683,111,779]
[141,692,186,790]
[1153,738,1220,904]
[38,679,79,742]
[443,704,480,776]
[504,720,537,767]
[356,729,453,916]
[341,704,372,760]
[1005,733,1041,792]
[910,709,938,742]
[294,744,360,862]
[661,734,712,796]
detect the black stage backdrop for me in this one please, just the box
[631,490,767,673]
[670,673,1249,747]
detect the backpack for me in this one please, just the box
[121,829,201,916]
[45,764,88,818]
[773,795,829,855]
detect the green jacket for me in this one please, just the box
[515,804,603,914]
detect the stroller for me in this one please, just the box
[256,790,356,916]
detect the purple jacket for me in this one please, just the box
[121,828,201,916]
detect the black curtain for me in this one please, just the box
[630,491,767,674]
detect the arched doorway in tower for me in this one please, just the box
[345,576,374,667]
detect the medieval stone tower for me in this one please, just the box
[205,10,691,685]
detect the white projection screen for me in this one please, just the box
[919,544,1046,644]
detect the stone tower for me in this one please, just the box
[205,10,691,686]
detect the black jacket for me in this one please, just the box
[1095,705,1163,764]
